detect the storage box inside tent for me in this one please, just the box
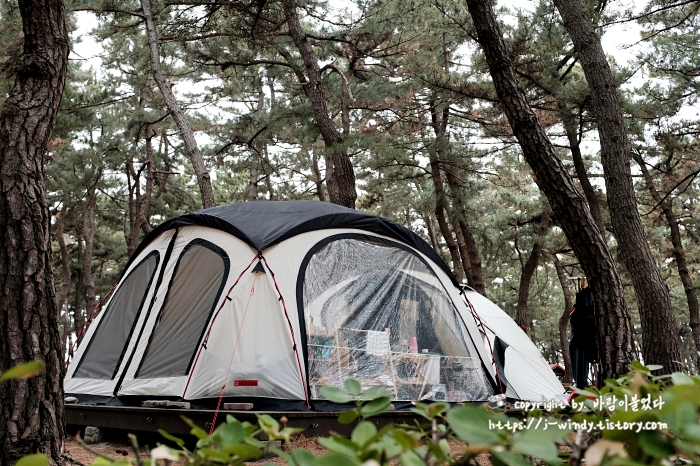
[64,201,565,410]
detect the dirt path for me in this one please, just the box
[63,433,491,465]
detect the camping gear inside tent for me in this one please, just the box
[64,200,565,410]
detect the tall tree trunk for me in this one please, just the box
[452,221,474,285]
[140,0,216,209]
[445,168,487,295]
[82,182,98,321]
[560,107,605,234]
[247,158,259,201]
[52,175,71,340]
[126,161,139,255]
[464,0,635,381]
[248,78,268,202]
[264,147,275,201]
[428,148,464,283]
[423,213,440,254]
[0,0,69,463]
[141,152,154,237]
[280,0,357,208]
[311,146,326,202]
[264,79,276,201]
[427,99,464,282]
[127,126,154,256]
[72,244,85,345]
[127,77,155,256]
[516,209,551,332]
[553,254,575,384]
[633,151,700,369]
[553,0,682,372]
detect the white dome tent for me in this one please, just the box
[64,200,564,410]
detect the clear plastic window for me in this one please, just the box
[303,238,494,401]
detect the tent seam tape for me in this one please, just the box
[181,253,259,400]
[260,254,311,410]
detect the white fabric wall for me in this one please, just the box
[462,290,566,400]
[185,269,306,400]
[66,224,562,403]
[119,227,259,397]
[64,229,176,396]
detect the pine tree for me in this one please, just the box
[0,0,69,463]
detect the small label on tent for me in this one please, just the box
[234,379,258,387]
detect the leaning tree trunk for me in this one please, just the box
[464,0,635,381]
[140,0,216,209]
[281,0,357,208]
[553,0,682,373]
[0,0,69,463]
[633,151,700,370]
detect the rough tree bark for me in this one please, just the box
[281,0,357,208]
[464,0,635,380]
[0,0,69,463]
[140,0,216,209]
[553,254,575,384]
[553,0,682,372]
[516,208,551,332]
[632,150,700,369]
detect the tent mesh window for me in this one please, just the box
[137,240,229,379]
[74,252,160,379]
[303,238,494,402]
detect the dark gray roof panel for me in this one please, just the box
[127,200,457,286]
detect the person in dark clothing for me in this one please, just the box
[569,287,597,388]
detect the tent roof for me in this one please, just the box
[128,200,457,285]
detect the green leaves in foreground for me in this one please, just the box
[16,454,49,466]
[320,378,393,424]
[0,360,43,382]
[61,364,700,466]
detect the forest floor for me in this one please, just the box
[63,433,494,465]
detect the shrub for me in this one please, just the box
[12,361,700,466]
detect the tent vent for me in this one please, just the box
[252,261,266,274]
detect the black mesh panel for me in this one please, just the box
[137,242,228,378]
[74,252,160,379]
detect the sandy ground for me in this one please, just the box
[64,434,332,465]
[63,433,492,465]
